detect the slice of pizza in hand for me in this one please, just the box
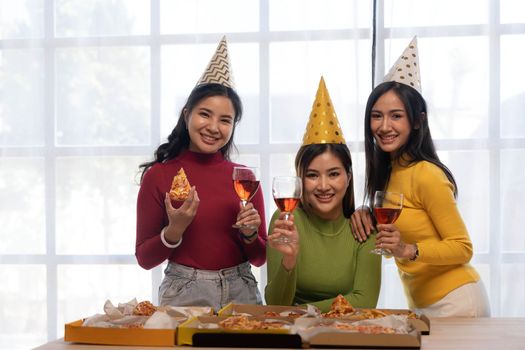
[169,168,191,201]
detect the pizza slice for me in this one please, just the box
[333,323,396,334]
[322,294,355,318]
[169,168,191,201]
[263,311,280,317]
[331,294,354,314]
[133,301,157,316]
[218,315,262,330]
[218,315,288,330]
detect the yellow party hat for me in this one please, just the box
[196,36,235,89]
[383,36,421,93]
[302,77,346,146]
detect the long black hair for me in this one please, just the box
[139,83,243,183]
[364,81,457,204]
[295,143,355,218]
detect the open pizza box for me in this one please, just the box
[294,316,421,349]
[219,303,430,335]
[177,315,302,347]
[348,308,431,335]
[64,319,178,347]
[385,309,430,335]
[64,301,213,347]
[218,303,315,318]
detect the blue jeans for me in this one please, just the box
[158,261,262,311]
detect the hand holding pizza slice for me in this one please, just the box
[163,167,199,235]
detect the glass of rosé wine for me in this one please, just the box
[270,176,302,244]
[370,190,403,255]
[232,166,260,229]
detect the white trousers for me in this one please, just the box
[413,280,491,317]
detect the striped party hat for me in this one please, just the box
[196,36,235,89]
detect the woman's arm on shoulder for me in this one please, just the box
[350,206,375,242]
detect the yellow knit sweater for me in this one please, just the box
[387,159,479,308]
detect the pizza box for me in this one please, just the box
[219,304,429,334]
[218,303,312,318]
[64,319,177,347]
[177,315,302,347]
[351,308,430,335]
[404,311,430,335]
[294,317,421,349]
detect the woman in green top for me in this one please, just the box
[265,78,381,312]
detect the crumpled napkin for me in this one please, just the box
[302,304,321,317]
[350,314,414,333]
[162,305,213,318]
[103,298,138,319]
[144,311,177,329]
[81,299,180,329]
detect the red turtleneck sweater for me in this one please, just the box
[136,150,267,270]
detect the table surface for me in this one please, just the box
[33,317,525,350]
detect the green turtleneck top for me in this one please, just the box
[265,207,381,312]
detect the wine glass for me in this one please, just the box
[232,166,260,229]
[271,176,302,244]
[371,191,404,255]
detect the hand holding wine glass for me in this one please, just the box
[270,176,302,244]
[232,166,260,230]
[371,191,403,255]
[268,211,300,269]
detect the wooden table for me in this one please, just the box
[33,318,525,350]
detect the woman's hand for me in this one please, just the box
[375,223,415,259]
[350,206,375,242]
[268,213,299,271]
[236,202,261,237]
[163,186,200,243]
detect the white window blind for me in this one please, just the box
[1,1,524,348]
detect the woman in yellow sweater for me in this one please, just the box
[351,38,490,317]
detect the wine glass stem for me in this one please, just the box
[240,200,247,207]
[284,212,290,220]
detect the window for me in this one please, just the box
[1,1,524,348]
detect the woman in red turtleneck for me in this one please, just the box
[136,83,266,310]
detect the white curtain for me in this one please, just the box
[0,0,523,348]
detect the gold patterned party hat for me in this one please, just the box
[383,36,421,93]
[196,36,235,89]
[302,77,346,146]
